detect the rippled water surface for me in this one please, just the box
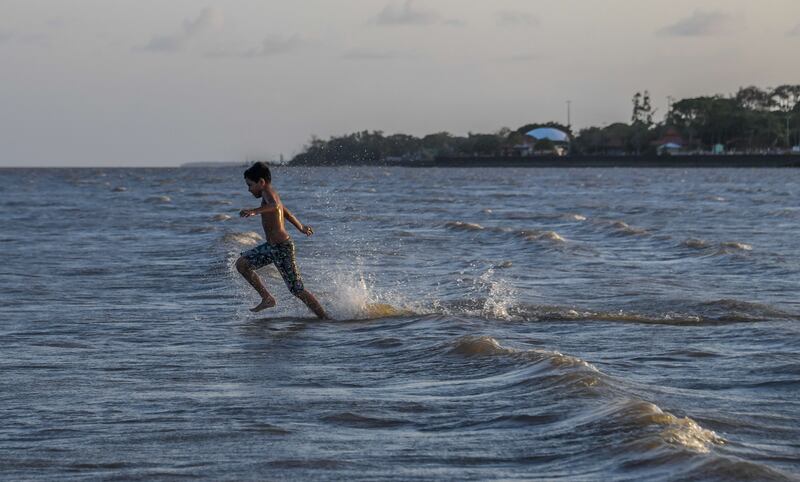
[1,167,799,480]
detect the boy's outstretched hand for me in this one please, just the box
[301,225,314,236]
[239,209,256,218]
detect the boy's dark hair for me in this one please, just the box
[244,162,271,183]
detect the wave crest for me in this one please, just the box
[221,231,262,246]
[445,221,484,231]
[610,221,649,236]
[719,241,753,252]
[618,400,724,453]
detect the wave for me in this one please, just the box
[145,195,171,204]
[434,298,798,325]
[451,335,596,372]
[683,238,711,249]
[719,241,753,252]
[220,231,263,246]
[695,299,795,322]
[610,220,649,236]
[681,238,755,257]
[212,214,232,222]
[448,336,723,454]
[329,296,798,326]
[444,221,484,231]
[519,229,566,243]
[444,221,567,245]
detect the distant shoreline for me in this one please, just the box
[3,155,799,170]
[384,154,800,168]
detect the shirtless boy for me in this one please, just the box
[235,162,328,319]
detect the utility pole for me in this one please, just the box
[787,114,791,149]
[666,96,675,123]
[566,100,572,130]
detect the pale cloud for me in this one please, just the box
[341,48,409,60]
[373,0,440,26]
[206,34,304,59]
[142,7,224,52]
[143,34,185,52]
[46,17,65,29]
[3,0,799,167]
[658,10,734,36]
[246,34,304,57]
[498,52,541,62]
[0,32,50,47]
[443,18,466,27]
[495,10,540,28]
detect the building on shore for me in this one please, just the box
[512,127,571,156]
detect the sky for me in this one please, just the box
[1,0,799,167]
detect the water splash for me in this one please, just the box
[322,266,414,320]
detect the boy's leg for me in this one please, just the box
[273,241,329,319]
[294,290,329,320]
[235,256,276,312]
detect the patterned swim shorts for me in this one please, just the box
[241,239,305,295]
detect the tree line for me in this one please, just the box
[290,85,800,165]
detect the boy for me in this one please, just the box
[235,162,328,319]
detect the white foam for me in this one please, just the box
[449,268,518,320]
[321,269,415,321]
[683,238,709,249]
[630,402,725,453]
[221,231,262,246]
[720,242,752,251]
[523,230,566,243]
[611,220,648,236]
[445,221,484,231]
[480,269,516,320]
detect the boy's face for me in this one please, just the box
[245,178,264,198]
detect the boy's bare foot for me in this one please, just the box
[250,296,276,312]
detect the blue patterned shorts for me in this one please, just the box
[241,239,305,295]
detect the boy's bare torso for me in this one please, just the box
[260,186,291,245]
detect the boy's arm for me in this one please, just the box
[283,206,314,236]
[239,205,278,217]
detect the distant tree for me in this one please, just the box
[574,126,605,154]
[630,91,657,154]
[384,133,420,157]
[470,133,502,155]
[496,127,512,138]
[771,85,800,112]
[770,85,800,147]
[291,83,800,164]
[631,91,655,127]
[420,132,455,153]
[736,86,772,111]
[575,123,636,154]
[505,130,526,146]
